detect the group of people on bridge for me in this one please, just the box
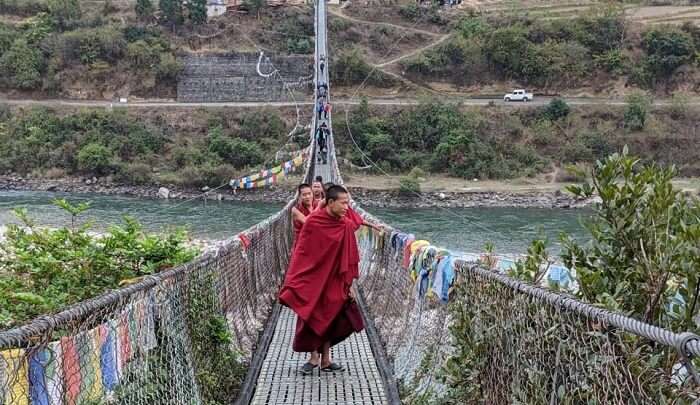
[279,177,382,375]
[316,56,331,165]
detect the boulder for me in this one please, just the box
[158,187,170,199]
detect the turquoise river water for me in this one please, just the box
[0,191,589,255]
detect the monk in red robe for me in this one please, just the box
[279,185,377,374]
[291,183,315,247]
[312,176,325,207]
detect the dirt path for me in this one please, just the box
[328,7,442,37]
[375,34,451,68]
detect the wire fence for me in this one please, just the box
[0,199,295,405]
[352,205,700,404]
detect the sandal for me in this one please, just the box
[300,362,318,375]
[320,362,344,372]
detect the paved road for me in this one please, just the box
[0,96,695,108]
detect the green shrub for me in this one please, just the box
[159,0,184,28]
[0,38,44,89]
[669,91,690,119]
[186,0,206,25]
[56,26,127,65]
[541,98,570,121]
[115,161,153,184]
[408,166,426,179]
[0,0,48,16]
[127,39,163,68]
[47,0,81,28]
[0,23,19,54]
[77,142,113,175]
[624,92,652,131]
[156,52,182,81]
[286,38,312,54]
[0,199,197,328]
[399,176,420,195]
[642,27,695,78]
[332,48,393,87]
[398,3,419,20]
[555,163,588,183]
[207,126,264,168]
[593,49,626,74]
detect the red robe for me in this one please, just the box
[292,202,313,246]
[279,206,365,352]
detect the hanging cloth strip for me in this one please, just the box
[230,149,308,190]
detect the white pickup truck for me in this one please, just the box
[503,89,533,102]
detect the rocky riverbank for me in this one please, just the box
[0,175,593,209]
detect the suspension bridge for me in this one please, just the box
[1,1,700,404]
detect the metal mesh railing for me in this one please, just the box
[0,200,295,405]
[352,211,700,404]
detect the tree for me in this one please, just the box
[47,0,81,28]
[187,0,207,25]
[243,0,265,20]
[642,28,694,78]
[541,98,570,121]
[135,0,154,20]
[623,91,651,131]
[77,142,114,175]
[159,0,183,29]
[0,38,44,90]
[561,148,700,332]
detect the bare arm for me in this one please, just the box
[291,207,307,224]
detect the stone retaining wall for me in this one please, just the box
[177,53,313,102]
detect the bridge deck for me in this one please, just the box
[250,307,387,405]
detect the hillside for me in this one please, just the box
[0,1,699,100]
[1,97,698,192]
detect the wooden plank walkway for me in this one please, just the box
[250,307,388,405]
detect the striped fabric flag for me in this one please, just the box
[117,312,132,372]
[1,349,29,405]
[45,341,64,405]
[29,348,51,405]
[60,336,80,405]
[143,295,157,352]
[100,324,118,392]
[85,328,104,401]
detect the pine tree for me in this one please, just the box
[159,0,183,29]
[187,0,207,25]
[135,0,154,20]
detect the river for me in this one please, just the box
[0,191,589,255]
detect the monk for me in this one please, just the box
[291,183,315,247]
[311,176,325,206]
[279,185,378,375]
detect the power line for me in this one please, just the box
[337,9,516,244]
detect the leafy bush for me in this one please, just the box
[135,0,154,20]
[642,27,695,78]
[207,126,264,168]
[0,38,44,89]
[47,0,81,28]
[156,51,183,81]
[669,91,690,119]
[624,92,652,131]
[0,199,197,328]
[540,98,570,121]
[77,142,114,175]
[0,0,48,16]
[115,161,153,184]
[332,48,393,87]
[562,149,700,331]
[399,176,420,195]
[286,37,312,54]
